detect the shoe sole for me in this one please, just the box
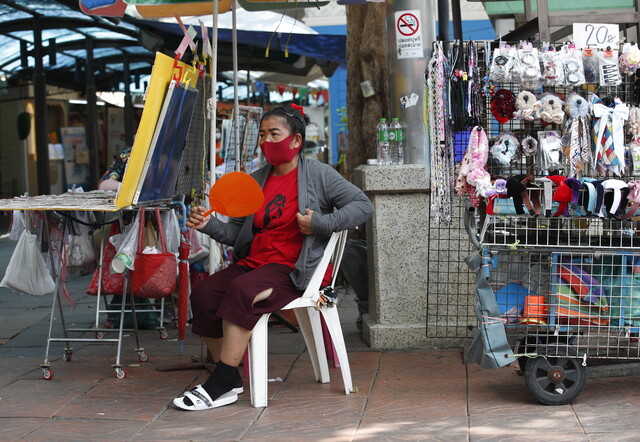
[232,386,244,394]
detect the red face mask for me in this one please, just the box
[259,134,301,166]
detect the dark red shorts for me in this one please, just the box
[190,263,302,338]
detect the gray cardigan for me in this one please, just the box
[200,156,374,290]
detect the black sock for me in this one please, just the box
[183,361,238,406]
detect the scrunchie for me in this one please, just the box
[490,132,520,166]
[521,135,538,157]
[490,89,516,124]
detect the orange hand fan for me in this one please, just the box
[202,171,264,217]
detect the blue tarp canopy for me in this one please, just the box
[0,0,345,92]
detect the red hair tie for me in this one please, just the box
[290,103,305,117]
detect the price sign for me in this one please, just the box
[573,23,619,49]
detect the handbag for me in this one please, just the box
[129,207,177,299]
[87,223,125,296]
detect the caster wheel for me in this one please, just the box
[159,329,169,340]
[105,320,113,329]
[64,352,72,362]
[115,368,126,379]
[524,348,586,405]
[43,368,53,380]
[138,351,150,362]
[96,331,105,339]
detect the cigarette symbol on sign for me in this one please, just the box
[397,13,419,36]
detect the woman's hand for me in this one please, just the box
[296,208,314,235]
[186,206,211,230]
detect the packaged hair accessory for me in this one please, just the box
[561,43,585,86]
[489,44,517,82]
[538,130,563,172]
[518,42,541,89]
[620,42,640,75]
[582,48,599,84]
[541,45,565,86]
[598,47,621,87]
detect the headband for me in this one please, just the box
[602,179,629,219]
[621,180,640,220]
[547,175,572,217]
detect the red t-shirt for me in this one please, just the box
[238,168,303,269]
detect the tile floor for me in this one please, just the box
[1,237,640,440]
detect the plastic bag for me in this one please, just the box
[67,233,96,267]
[111,212,141,273]
[188,229,210,263]
[561,43,586,86]
[161,209,180,255]
[9,211,24,241]
[0,229,56,296]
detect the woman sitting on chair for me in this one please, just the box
[173,104,374,411]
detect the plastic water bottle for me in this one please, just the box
[376,118,389,165]
[388,117,404,165]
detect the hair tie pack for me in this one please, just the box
[521,135,538,157]
[490,132,520,166]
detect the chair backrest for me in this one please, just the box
[301,230,348,302]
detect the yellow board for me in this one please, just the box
[115,52,198,208]
[136,0,231,17]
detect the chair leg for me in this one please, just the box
[248,313,271,407]
[293,308,330,383]
[320,308,353,395]
[321,315,340,368]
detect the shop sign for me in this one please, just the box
[573,23,619,49]
[395,10,423,59]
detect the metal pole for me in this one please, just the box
[232,0,240,172]
[85,38,100,189]
[33,17,50,195]
[207,0,220,277]
[451,0,463,41]
[385,0,436,165]
[123,55,134,148]
[437,0,450,42]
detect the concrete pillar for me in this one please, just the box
[385,0,436,165]
[356,164,475,349]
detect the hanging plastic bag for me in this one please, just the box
[66,232,96,267]
[111,212,141,273]
[0,229,56,296]
[188,228,210,263]
[161,209,180,255]
[9,210,25,241]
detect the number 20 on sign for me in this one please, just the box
[573,23,619,49]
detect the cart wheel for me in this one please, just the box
[42,368,53,380]
[105,320,113,329]
[138,351,150,362]
[115,368,126,379]
[524,355,586,405]
[96,331,105,339]
[158,329,169,340]
[64,352,72,362]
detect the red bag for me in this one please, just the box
[129,207,177,299]
[87,223,125,296]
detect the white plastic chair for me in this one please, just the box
[247,230,351,407]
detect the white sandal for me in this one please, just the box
[173,384,238,411]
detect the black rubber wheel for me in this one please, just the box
[524,353,587,405]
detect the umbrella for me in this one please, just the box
[125,0,231,17]
[177,228,191,355]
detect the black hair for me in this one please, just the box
[261,105,310,140]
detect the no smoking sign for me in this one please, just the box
[394,10,423,59]
[397,13,419,36]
